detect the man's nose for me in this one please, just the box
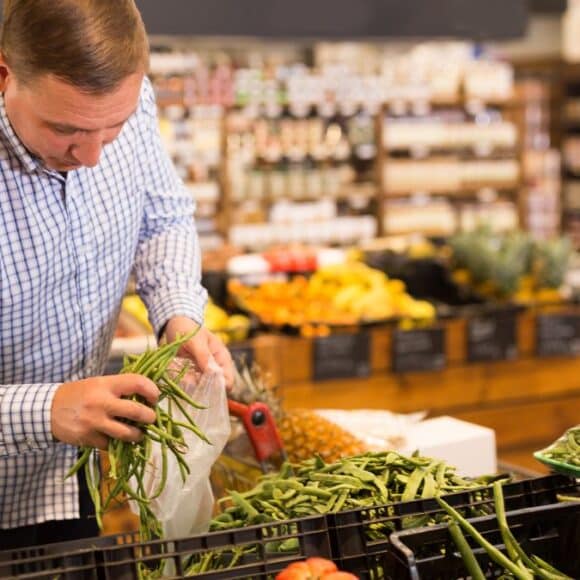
[71,135,104,168]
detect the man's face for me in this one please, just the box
[0,61,143,171]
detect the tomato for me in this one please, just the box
[305,557,338,576]
[276,557,357,580]
[276,561,313,580]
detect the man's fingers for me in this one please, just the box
[213,347,234,388]
[111,374,159,405]
[89,433,110,451]
[101,419,144,444]
[207,331,235,387]
[187,340,210,371]
[109,398,156,425]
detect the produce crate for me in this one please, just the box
[0,516,331,580]
[327,474,578,578]
[388,502,580,580]
[0,534,111,579]
[98,515,331,579]
[1,476,575,579]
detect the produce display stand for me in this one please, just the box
[247,303,580,473]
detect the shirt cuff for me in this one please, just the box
[145,286,208,338]
[0,383,60,456]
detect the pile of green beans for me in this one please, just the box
[211,451,500,534]
[541,425,580,467]
[66,330,210,542]
[438,482,572,580]
[184,451,502,576]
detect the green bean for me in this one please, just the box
[436,496,532,580]
[333,490,349,512]
[285,494,309,509]
[532,556,573,580]
[162,376,207,410]
[230,490,259,519]
[448,519,486,580]
[66,446,92,479]
[150,439,168,500]
[402,467,426,501]
[494,481,521,566]
[421,472,436,499]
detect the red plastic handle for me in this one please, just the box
[228,400,286,464]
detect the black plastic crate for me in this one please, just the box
[0,534,114,579]
[98,515,332,579]
[389,501,580,580]
[327,474,578,578]
[1,475,575,579]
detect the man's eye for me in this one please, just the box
[52,126,77,135]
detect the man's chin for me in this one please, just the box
[45,160,81,172]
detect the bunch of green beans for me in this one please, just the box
[540,425,580,467]
[438,482,572,580]
[184,451,503,575]
[66,330,210,542]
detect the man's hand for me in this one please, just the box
[51,375,159,450]
[163,316,234,388]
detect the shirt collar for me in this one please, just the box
[0,93,44,174]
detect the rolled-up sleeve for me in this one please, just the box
[132,78,207,335]
[0,383,60,457]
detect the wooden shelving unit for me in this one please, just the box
[152,71,549,249]
[560,63,580,249]
[376,98,526,239]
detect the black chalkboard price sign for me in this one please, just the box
[536,313,580,357]
[392,327,446,373]
[468,312,518,362]
[313,332,371,381]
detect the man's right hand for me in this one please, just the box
[51,374,159,450]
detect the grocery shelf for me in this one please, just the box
[382,185,521,198]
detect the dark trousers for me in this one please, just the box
[0,466,99,550]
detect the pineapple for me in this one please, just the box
[534,238,572,290]
[233,364,367,464]
[276,409,367,463]
[449,227,534,299]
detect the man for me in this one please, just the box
[0,0,233,549]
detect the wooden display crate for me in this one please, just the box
[266,305,580,473]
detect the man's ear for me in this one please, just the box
[0,53,13,93]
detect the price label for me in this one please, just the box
[536,314,580,357]
[313,332,371,381]
[468,312,518,362]
[393,327,446,373]
[229,342,255,369]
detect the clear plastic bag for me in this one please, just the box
[128,358,231,539]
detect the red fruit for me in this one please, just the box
[276,561,313,580]
[305,557,338,576]
[322,573,359,580]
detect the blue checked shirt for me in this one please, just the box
[0,77,207,529]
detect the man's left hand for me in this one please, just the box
[163,316,234,388]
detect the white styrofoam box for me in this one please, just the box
[401,416,496,478]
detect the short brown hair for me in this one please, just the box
[1,0,149,94]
